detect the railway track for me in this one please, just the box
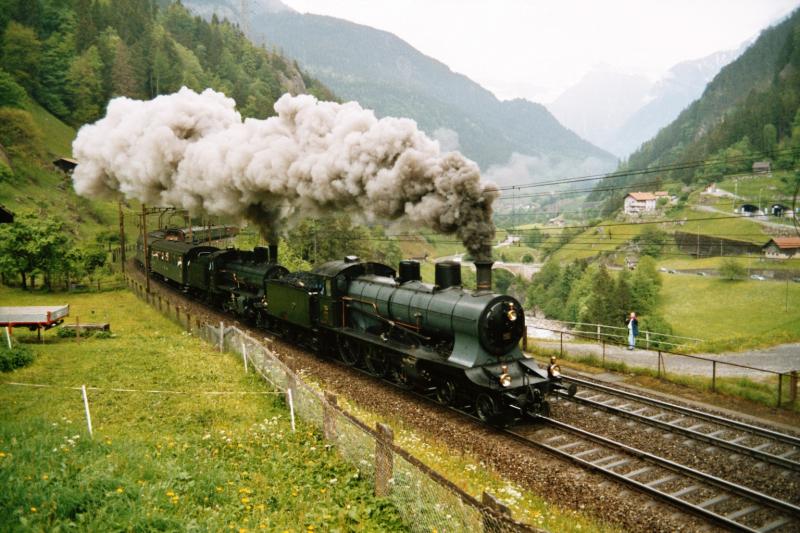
[558,375,800,473]
[510,418,800,532]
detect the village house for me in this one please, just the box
[762,237,800,259]
[623,191,668,215]
[752,161,771,174]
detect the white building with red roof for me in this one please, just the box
[762,237,800,259]
[623,191,665,215]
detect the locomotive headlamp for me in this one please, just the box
[499,365,512,387]
[506,307,518,322]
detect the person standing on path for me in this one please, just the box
[626,312,639,350]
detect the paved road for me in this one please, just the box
[528,338,800,378]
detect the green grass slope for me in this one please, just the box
[0,287,405,531]
[659,275,800,350]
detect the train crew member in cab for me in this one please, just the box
[547,356,561,379]
[626,312,639,350]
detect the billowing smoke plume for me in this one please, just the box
[72,88,497,259]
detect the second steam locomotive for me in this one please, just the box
[136,232,573,423]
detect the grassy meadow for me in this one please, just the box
[659,275,800,350]
[0,287,404,531]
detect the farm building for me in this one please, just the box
[624,192,659,215]
[762,237,800,259]
[53,157,78,173]
[752,161,771,174]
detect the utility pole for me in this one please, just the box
[118,201,126,273]
[142,204,150,294]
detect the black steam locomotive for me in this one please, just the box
[136,233,573,423]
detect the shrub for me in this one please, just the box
[638,314,674,350]
[0,343,35,371]
[0,68,27,108]
[0,107,43,157]
[521,253,534,264]
[0,160,13,183]
[719,258,747,281]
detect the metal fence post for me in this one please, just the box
[375,423,394,497]
[777,373,783,408]
[657,350,662,378]
[324,392,338,442]
[646,331,650,349]
[711,361,716,392]
[560,331,563,357]
[596,324,600,341]
[602,340,605,366]
[481,492,512,532]
[219,321,224,352]
[791,371,798,406]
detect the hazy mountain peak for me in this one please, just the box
[182,0,617,182]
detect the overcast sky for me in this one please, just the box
[280,0,799,103]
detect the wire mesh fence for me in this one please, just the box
[125,274,543,531]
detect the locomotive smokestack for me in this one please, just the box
[269,243,278,264]
[475,260,494,291]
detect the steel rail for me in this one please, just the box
[507,417,800,532]
[563,375,800,448]
[556,380,800,472]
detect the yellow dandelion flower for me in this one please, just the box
[241,497,250,504]
[0,452,6,458]
[116,487,124,494]
[30,507,37,513]
[166,490,175,497]
[319,488,326,494]
[41,474,49,480]
[105,439,112,445]
[215,486,224,493]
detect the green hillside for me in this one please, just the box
[0,1,336,227]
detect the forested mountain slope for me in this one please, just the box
[0,0,333,227]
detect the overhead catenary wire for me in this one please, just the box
[494,146,800,191]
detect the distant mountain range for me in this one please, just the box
[182,0,618,184]
[549,47,744,158]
